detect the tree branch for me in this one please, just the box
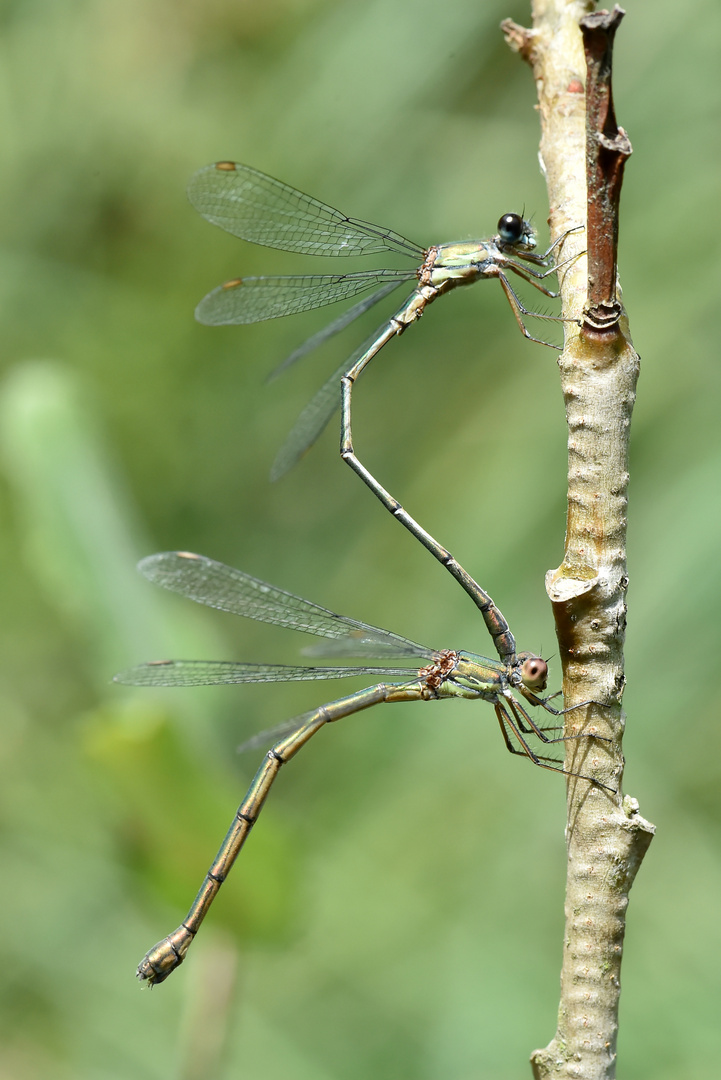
[580,7,633,334]
[502,5,654,1078]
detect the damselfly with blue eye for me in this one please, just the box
[188,162,582,480]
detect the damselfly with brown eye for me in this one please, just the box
[115,550,610,987]
[187,162,583,480]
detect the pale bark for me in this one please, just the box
[502,5,655,1078]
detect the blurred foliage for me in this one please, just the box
[0,0,719,1077]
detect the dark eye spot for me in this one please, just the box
[498,213,524,244]
[521,656,548,690]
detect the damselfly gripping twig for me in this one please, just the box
[188,162,582,480]
[116,550,608,986]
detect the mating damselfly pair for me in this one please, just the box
[117,163,605,986]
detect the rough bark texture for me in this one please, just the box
[501,5,654,1078]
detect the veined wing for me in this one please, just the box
[195,269,414,326]
[188,162,425,259]
[138,552,433,658]
[114,660,418,688]
[301,635,428,659]
[238,711,327,754]
[269,318,388,481]
[237,682,424,753]
[266,279,405,381]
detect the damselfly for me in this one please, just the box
[188,162,581,480]
[115,551,609,986]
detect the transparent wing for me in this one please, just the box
[269,316,392,481]
[301,635,430,659]
[238,712,322,754]
[236,684,422,754]
[137,552,433,658]
[114,660,417,688]
[188,162,425,259]
[195,269,414,326]
[266,279,405,381]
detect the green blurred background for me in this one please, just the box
[1,0,719,1076]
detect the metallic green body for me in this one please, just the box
[116,552,604,986]
[187,162,578,480]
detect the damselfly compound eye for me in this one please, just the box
[497,213,524,244]
[520,655,548,691]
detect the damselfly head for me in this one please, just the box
[497,212,536,251]
[518,652,548,692]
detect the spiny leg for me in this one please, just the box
[507,251,581,282]
[518,687,611,724]
[511,224,584,267]
[496,271,578,348]
[496,231,585,346]
[494,701,608,785]
[339,370,516,665]
[507,697,614,790]
[501,249,584,301]
[493,701,569,772]
[518,691,612,750]
[136,681,425,986]
[505,694,598,746]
